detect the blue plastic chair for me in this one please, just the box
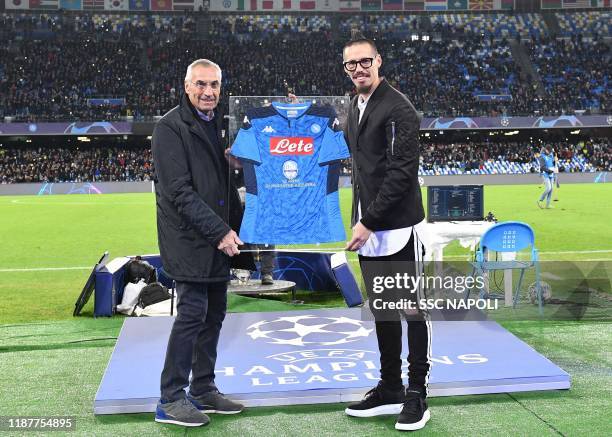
[469,221,542,314]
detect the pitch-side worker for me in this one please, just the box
[151,59,253,427]
[343,37,433,432]
[537,145,555,209]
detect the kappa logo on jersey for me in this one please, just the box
[262,125,276,133]
[270,137,314,155]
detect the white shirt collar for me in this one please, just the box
[358,92,373,110]
[357,93,374,123]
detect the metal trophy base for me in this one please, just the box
[228,279,300,303]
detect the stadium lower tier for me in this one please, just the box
[0,138,608,184]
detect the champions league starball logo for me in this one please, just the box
[246,315,373,347]
[63,122,121,134]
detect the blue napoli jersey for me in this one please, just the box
[540,152,555,179]
[230,102,350,244]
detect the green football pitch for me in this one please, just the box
[0,184,610,435]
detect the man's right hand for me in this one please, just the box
[217,230,243,257]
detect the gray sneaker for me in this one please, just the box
[189,390,244,414]
[261,273,274,285]
[155,398,210,427]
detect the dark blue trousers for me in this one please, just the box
[160,281,227,402]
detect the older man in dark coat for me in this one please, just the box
[151,59,252,427]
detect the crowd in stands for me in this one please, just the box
[0,11,610,122]
[430,12,547,39]
[0,146,153,184]
[579,140,611,172]
[523,34,610,114]
[1,138,608,184]
[419,139,611,175]
[377,36,541,117]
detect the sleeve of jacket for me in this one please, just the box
[360,102,420,230]
[152,120,230,246]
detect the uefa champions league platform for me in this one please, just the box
[94,308,570,414]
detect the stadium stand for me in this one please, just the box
[0,146,154,183]
[1,139,608,183]
[555,10,611,38]
[523,35,611,114]
[1,10,610,121]
[430,13,546,39]
[418,139,610,175]
[341,14,420,36]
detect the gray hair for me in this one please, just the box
[185,59,222,82]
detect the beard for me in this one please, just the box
[352,72,372,94]
[356,83,373,94]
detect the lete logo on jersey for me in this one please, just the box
[270,137,314,155]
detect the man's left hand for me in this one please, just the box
[346,222,372,252]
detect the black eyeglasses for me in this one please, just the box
[343,57,374,72]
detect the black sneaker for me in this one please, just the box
[395,389,430,431]
[188,390,244,415]
[345,383,405,417]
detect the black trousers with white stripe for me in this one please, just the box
[358,231,432,394]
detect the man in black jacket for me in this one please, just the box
[342,38,432,431]
[151,59,251,427]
